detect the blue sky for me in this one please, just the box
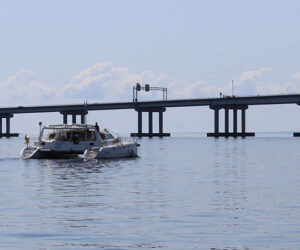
[1,0,300,134]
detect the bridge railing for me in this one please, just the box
[1,92,300,110]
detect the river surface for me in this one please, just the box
[0,133,300,249]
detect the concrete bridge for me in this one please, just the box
[1,93,300,138]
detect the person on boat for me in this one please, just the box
[24,135,30,148]
[95,122,100,133]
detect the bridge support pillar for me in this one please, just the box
[6,117,10,135]
[225,108,229,135]
[241,108,246,136]
[210,107,220,137]
[72,114,76,124]
[63,114,68,124]
[0,114,18,138]
[207,105,254,138]
[138,111,142,137]
[233,108,238,137]
[60,111,88,125]
[131,107,170,138]
[148,112,153,137]
[214,108,219,135]
[159,111,164,137]
[81,114,85,124]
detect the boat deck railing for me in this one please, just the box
[118,136,137,144]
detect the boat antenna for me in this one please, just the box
[232,80,234,97]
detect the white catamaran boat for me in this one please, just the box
[20,124,139,159]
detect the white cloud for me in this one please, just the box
[283,72,300,93]
[60,62,221,102]
[233,67,300,95]
[1,63,300,107]
[237,67,271,84]
[233,67,273,96]
[0,69,57,106]
[290,72,300,80]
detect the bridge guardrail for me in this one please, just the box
[1,93,300,110]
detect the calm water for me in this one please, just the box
[0,134,300,249]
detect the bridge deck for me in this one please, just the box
[0,93,300,114]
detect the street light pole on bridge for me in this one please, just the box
[133,83,167,103]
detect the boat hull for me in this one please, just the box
[20,147,81,159]
[84,142,138,159]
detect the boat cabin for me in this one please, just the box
[39,124,115,144]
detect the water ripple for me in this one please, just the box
[0,136,300,249]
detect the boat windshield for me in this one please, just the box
[99,132,115,140]
[105,132,114,140]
